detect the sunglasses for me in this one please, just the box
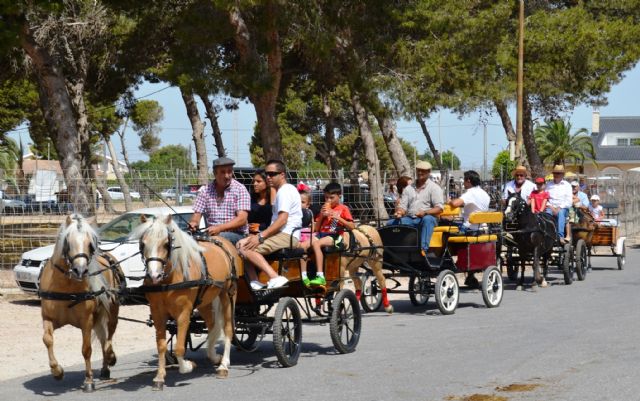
[514,174,525,177]
[265,171,282,177]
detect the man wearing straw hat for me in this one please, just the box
[388,160,444,259]
[502,165,536,204]
[546,164,573,243]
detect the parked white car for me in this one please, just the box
[160,188,196,200]
[13,206,204,294]
[107,186,141,200]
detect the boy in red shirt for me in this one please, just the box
[529,177,550,213]
[299,182,355,286]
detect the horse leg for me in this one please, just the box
[532,246,541,288]
[370,259,391,313]
[516,260,524,291]
[80,321,95,392]
[43,319,64,380]
[174,308,196,375]
[216,291,234,378]
[150,307,168,390]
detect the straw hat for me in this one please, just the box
[552,164,565,174]
[512,165,528,177]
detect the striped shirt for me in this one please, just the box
[193,179,251,234]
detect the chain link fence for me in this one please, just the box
[0,167,508,270]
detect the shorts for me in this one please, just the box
[315,232,345,250]
[255,231,299,255]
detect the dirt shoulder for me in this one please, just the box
[0,292,154,382]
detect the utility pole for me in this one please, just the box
[515,0,525,162]
[483,123,488,180]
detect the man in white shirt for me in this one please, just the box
[448,170,490,232]
[237,159,302,289]
[448,170,490,287]
[502,165,536,204]
[545,165,573,242]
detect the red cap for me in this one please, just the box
[534,177,545,184]
[297,183,311,192]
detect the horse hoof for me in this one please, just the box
[108,352,117,367]
[52,367,64,380]
[100,367,110,380]
[179,360,196,374]
[384,304,394,314]
[216,368,229,379]
[540,279,548,288]
[83,382,95,393]
[152,381,164,391]
[516,285,523,291]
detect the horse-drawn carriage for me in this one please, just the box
[360,206,505,315]
[572,203,626,271]
[503,193,577,287]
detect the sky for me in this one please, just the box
[7,64,640,172]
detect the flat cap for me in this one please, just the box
[212,157,235,167]
[415,160,432,171]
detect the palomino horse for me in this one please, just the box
[131,215,238,390]
[39,214,120,392]
[503,193,557,289]
[340,225,392,313]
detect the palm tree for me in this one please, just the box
[0,137,21,191]
[535,120,596,168]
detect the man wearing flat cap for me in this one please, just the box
[188,157,251,244]
[502,165,535,204]
[546,164,573,243]
[388,160,444,258]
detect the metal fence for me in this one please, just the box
[586,171,640,239]
[0,167,508,270]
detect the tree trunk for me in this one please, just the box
[89,163,115,214]
[180,89,208,185]
[416,115,447,188]
[349,136,363,184]
[20,22,91,214]
[523,94,543,177]
[368,97,411,177]
[322,94,339,180]
[104,133,131,211]
[229,2,283,161]
[494,99,517,161]
[68,81,95,214]
[198,93,226,158]
[351,93,388,221]
[116,117,138,207]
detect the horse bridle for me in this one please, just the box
[139,227,175,280]
[505,195,526,221]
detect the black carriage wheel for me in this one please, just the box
[575,239,587,281]
[617,240,626,270]
[360,272,382,313]
[273,297,302,367]
[232,326,261,352]
[408,273,430,306]
[435,270,459,315]
[330,289,362,354]
[481,266,503,308]
[562,243,574,285]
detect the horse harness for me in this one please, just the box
[132,231,237,309]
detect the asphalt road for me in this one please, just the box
[2,246,638,401]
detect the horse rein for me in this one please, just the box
[139,227,177,281]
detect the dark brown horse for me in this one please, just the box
[39,215,120,392]
[504,193,557,289]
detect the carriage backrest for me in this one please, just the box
[377,225,424,264]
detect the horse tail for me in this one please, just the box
[207,297,224,348]
[92,300,109,345]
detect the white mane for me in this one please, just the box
[130,215,204,280]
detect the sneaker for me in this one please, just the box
[267,275,289,289]
[250,280,266,290]
[302,277,311,287]
[309,276,326,286]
